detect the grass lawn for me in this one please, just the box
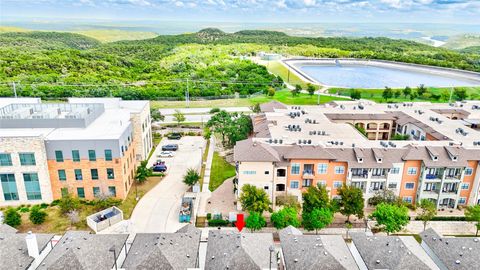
[264,61,312,88]
[209,152,236,192]
[329,86,480,103]
[250,90,350,105]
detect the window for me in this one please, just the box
[458,197,467,205]
[74,169,83,180]
[334,166,345,174]
[405,182,415,189]
[290,181,299,189]
[388,183,398,189]
[91,169,99,180]
[0,153,12,166]
[390,167,400,174]
[61,188,69,198]
[19,153,36,166]
[264,171,270,175]
[58,170,66,181]
[317,163,328,174]
[1,174,18,201]
[317,180,327,187]
[461,183,470,190]
[333,181,343,188]
[55,151,64,162]
[23,173,42,200]
[403,196,412,203]
[72,150,80,162]
[407,167,417,175]
[88,150,96,161]
[264,186,269,190]
[465,167,474,176]
[108,186,117,197]
[107,168,115,179]
[302,179,312,187]
[105,149,113,161]
[77,187,85,198]
[242,171,256,175]
[93,187,101,198]
[291,164,300,175]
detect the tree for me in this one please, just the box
[266,87,276,97]
[338,185,364,222]
[382,86,393,101]
[207,110,232,143]
[454,88,468,101]
[29,206,48,225]
[292,84,301,97]
[394,90,402,99]
[465,205,480,236]
[302,208,333,234]
[58,194,80,213]
[370,203,409,235]
[183,168,200,186]
[307,83,316,96]
[4,208,21,227]
[416,84,427,97]
[173,109,185,125]
[350,89,361,100]
[417,199,436,231]
[368,189,398,206]
[239,184,271,214]
[270,207,301,229]
[440,89,450,101]
[403,86,412,97]
[150,108,165,122]
[302,185,330,213]
[246,212,266,232]
[135,160,152,184]
[250,103,261,113]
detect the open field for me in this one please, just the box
[264,61,312,88]
[74,29,158,43]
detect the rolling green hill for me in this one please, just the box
[0,31,100,50]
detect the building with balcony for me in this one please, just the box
[234,100,480,210]
[0,98,152,206]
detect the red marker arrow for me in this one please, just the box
[236,213,245,232]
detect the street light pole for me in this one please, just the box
[269,245,275,270]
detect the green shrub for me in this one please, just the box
[206,213,212,220]
[29,206,48,225]
[210,107,220,114]
[58,195,81,213]
[50,199,60,206]
[39,203,49,209]
[18,206,30,213]
[207,219,230,227]
[4,208,21,227]
[415,216,466,221]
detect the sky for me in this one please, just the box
[1,0,480,24]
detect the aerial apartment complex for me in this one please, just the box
[0,98,152,207]
[234,100,480,210]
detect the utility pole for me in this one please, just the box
[12,82,17,98]
[185,78,190,108]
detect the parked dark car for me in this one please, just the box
[152,164,167,172]
[167,133,182,140]
[162,144,178,151]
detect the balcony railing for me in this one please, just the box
[351,174,368,179]
[445,175,462,181]
[425,174,443,180]
[371,174,387,179]
[302,170,315,178]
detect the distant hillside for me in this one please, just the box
[0,26,29,33]
[73,29,158,43]
[0,31,100,50]
[462,46,480,54]
[443,34,480,50]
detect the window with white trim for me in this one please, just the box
[333,181,343,188]
[458,197,467,205]
[390,167,400,174]
[317,180,327,187]
[317,163,328,174]
[405,182,415,189]
[407,167,417,175]
[403,196,412,203]
[335,166,345,174]
[461,183,470,190]
[242,171,256,175]
[290,181,299,189]
[465,167,474,176]
[291,164,300,175]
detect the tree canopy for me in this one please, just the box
[417,199,436,231]
[465,205,480,236]
[370,203,410,235]
[239,184,271,214]
[270,207,301,229]
[337,185,364,222]
[302,208,334,234]
[245,211,266,232]
[302,185,330,213]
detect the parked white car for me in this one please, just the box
[157,151,175,158]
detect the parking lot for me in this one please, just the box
[129,136,206,233]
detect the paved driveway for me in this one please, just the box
[129,136,206,233]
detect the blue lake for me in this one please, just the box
[298,64,480,88]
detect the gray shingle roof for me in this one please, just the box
[37,231,128,270]
[279,227,358,270]
[351,232,438,270]
[325,113,395,121]
[205,231,275,270]
[420,228,480,270]
[0,223,18,233]
[0,232,54,270]
[122,228,201,270]
[234,139,280,162]
[402,145,470,167]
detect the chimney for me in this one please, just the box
[26,231,39,258]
